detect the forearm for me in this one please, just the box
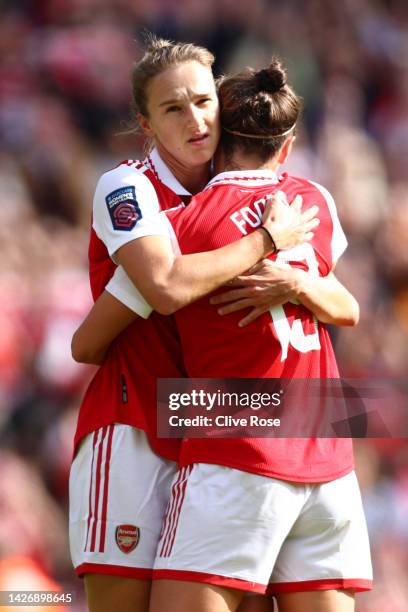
[115,192,319,315]
[165,230,273,312]
[118,230,273,315]
[71,291,139,364]
[295,271,359,326]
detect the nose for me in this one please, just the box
[186,104,204,130]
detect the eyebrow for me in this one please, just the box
[158,99,181,107]
[158,93,213,107]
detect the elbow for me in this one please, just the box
[71,332,93,364]
[155,304,177,316]
[345,302,360,326]
[334,300,360,327]
[152,297,182,316]
[337,315,359,327]
[145,268,191,315]
[71,332,81,362]
[147,286,185,315]
[343,297,360,326]
[319,301,360,327]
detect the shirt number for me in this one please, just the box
[270,244,321,361]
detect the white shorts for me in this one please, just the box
[154,464,372,594]
[69,425,177,579]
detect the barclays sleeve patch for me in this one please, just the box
[105,186,142,231]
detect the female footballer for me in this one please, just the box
[79,61,370,612]
[70,35,321,612]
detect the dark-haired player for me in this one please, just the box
[107,60,371,612]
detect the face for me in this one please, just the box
[140,61,220,169]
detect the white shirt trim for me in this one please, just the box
[147,148,192,196]
[105,266,153,318]
[309,180,348,263]
[205,169,279,190]
[104,211,180,317]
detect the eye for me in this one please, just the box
[197,98,212,106]
[166,105,182,113]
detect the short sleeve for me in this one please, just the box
[104,210,179,317]
[105,266,153,319]
[309,181,348,264]
[92,165,169,257]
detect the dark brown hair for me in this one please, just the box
[132,33,215,119]
[218,58,302,163]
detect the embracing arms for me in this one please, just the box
[72,262,358,365]
[210,260,359,327]
[113,194,317,315]
[72,193,318,364]
[71,291,138,364]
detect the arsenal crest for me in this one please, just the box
[115,524,140,553]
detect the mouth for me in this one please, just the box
[188,133,209,146]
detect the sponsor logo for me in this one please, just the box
[115,524,140,553]
[106,187,142,231]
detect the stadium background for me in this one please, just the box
[0,0,407,609]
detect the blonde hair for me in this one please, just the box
[132,33,215,120]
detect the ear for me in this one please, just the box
[277,135,296,165]
[137,113,154,138]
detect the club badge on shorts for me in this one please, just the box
[115,524,140,553]
[106,187,142,231]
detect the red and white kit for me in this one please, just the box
[155,465,372,594]
[70,426,176,578]
[110,168,372,592]
[69,149,189,578]
[167,170,353,482]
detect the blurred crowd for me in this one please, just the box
[0,0,407,610]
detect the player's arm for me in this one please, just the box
[72,196,303,365]
[294,267,359,325]
[210,261,359,327]
[71,291,138,365]
[115,194,319,315]
[94,170,318,316]
[211,182,358,327]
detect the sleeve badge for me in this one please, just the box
[105,186,142,231]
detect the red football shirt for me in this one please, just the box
[74,150,189,461]
[166,169,354,481]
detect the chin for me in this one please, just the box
[189,148,214,166]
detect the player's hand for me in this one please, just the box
[261,191,319,251]
[210,260,307,327]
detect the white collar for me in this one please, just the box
[204,169,279,190]
[146,148,192,196]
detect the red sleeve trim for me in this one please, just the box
[75,563,152,580]
[153,569,265,593]
[267,578,373,594]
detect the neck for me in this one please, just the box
[156,143,211,194]
[214,149,280,175]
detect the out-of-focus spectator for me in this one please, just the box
[0,556,65,612]
[0,451,67,569]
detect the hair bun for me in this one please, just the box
[256,67,286,93]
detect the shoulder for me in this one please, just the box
[281,174,347,266]
[96,159,156,194]
[306,179,337,211]
[282,174,336,209]
[93,159,163,218]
